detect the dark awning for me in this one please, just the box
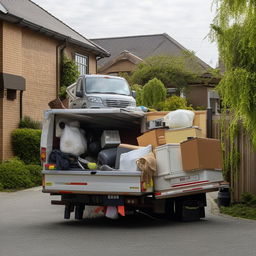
[0,73,26,91]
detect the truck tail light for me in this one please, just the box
[44,164,56,170]
[40,147,46,162]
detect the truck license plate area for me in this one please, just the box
[171,175,200,187]
[103,195,124,206]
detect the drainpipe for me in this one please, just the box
[20,90,23,120]
[56,41,67,97]
[96,56,104,74]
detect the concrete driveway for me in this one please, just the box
[0,188,256,256]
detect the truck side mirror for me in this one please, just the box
[132,90,136,98]
[76,91,83,97]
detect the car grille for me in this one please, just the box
[106,99,131,108]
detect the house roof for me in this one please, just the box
[98,50,143,73]
[0,0,109,57]
[92,33,211,73]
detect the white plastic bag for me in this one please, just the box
[105,206,118,219]
[60,123,87,156]
[164,109,195,129]
[119,145,152,172]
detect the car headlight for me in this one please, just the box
[87,96,102,103]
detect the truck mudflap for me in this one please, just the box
[42,170,153,195]
[154,182,221,199]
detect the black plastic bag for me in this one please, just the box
[49,149,71,170]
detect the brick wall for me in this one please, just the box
[0,21,98,161]
[1,22,22,160]
[22,29,57,121]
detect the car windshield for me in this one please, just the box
[85,77,131,96]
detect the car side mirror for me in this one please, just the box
[76,91,83,97]
[132,90,136,98]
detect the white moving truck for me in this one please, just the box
[41,108,223,221]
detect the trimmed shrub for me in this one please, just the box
[155,95,193,111]
[26,164,42,186]
[11,129,41,164]
[19,116,41,129]
[0,159,33,189]
[142,78,167,108]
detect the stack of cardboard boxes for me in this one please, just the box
[136,111,222,177]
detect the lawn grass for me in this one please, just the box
[220,204,256,220]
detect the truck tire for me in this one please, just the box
[64,206,71,219]
[75,204,84,220]
[164,199,175,219]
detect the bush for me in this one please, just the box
[12,129,42,164]
[241,192,256,206]
[60,55,80,100]
[142,78,167,108]
[26,164,42,186]
[154,95,193,111]
[0,159,33,190]
[130,55,197,89]
[19,116,41,129]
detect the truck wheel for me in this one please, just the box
[175,200,201,222]
[199,206,205,218]
[164,199,175,219]
[64,206,71,219]
[75,204,84,220]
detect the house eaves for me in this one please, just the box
[99,50,143,73]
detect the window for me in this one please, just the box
[7,89,17,100]
[75,53,88,75]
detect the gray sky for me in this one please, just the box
[33,0,218,67]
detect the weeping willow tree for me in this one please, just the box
[211,1,256,185]
[211,0,256,147]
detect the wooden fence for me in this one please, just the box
[212,115,256,201]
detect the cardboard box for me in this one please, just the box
[137,129,166,148]
[165,127,203,143]
[180,138,223,171]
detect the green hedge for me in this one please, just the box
[0,158,32,190]
[0,159,42,190]
[19,116,41,129]
[11,129,42,164]
[26,164,42,186]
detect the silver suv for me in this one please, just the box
[67,75,136,109]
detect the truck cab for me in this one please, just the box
[67,74,136,109]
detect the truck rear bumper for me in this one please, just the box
[154,182,220,199]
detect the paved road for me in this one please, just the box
[0,188,256,256]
